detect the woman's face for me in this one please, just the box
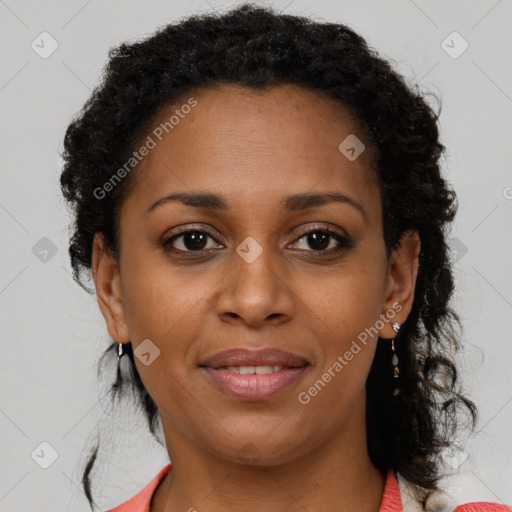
[93,83,419,466]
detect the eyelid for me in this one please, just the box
[290,224,354,254]
[162,224,223,251]
[293,223,349,239]
[166,222,348,239]
[162,222,353,253]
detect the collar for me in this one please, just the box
[109,464,405,512]
[380,469,404,511]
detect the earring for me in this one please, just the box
[391,322,401,396]
[113,342,126,392]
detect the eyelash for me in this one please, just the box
[162,224,354,257]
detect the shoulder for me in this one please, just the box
[453,503,512,512]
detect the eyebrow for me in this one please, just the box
[146,190,367,220]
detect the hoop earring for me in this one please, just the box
[391,322,401,396]
[113,342,126,392]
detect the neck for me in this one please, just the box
[151,408,386,512]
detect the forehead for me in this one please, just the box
[123,83,379,215]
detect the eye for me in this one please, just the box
[290,225,354,255]
[162,224,354,256]
[163,229,221,253]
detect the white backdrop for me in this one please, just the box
[0,0,511,510]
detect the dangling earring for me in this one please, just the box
[391,322,401,396]
[113,342,125,392]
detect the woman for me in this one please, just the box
[59,4,511,512]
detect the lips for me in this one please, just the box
[199,347,310,401]
[199,347,309,369]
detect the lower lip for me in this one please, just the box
[200,366,309,401]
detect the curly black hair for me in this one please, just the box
[59,3,477,510]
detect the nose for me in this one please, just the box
[215,237,296,329]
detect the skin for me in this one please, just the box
[92,83,420,512]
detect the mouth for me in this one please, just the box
[215,365,288,374]
[198,347,310,401]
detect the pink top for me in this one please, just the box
[107,463,511,512]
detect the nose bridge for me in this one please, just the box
[233,232,281,295]
[217,230,294,325]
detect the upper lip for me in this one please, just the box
[199,348,310,369]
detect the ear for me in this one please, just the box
[378,230,421,339]
[91,232,130,343]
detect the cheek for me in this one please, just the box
[301,265,384,344]
[120,249,205,341]
[119,252,223,390]
[296,266,383,394]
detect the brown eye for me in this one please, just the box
[163,230,221,252]
[290,226,354,255]
[161,225,354,257]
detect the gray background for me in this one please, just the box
[0,0,511,510]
